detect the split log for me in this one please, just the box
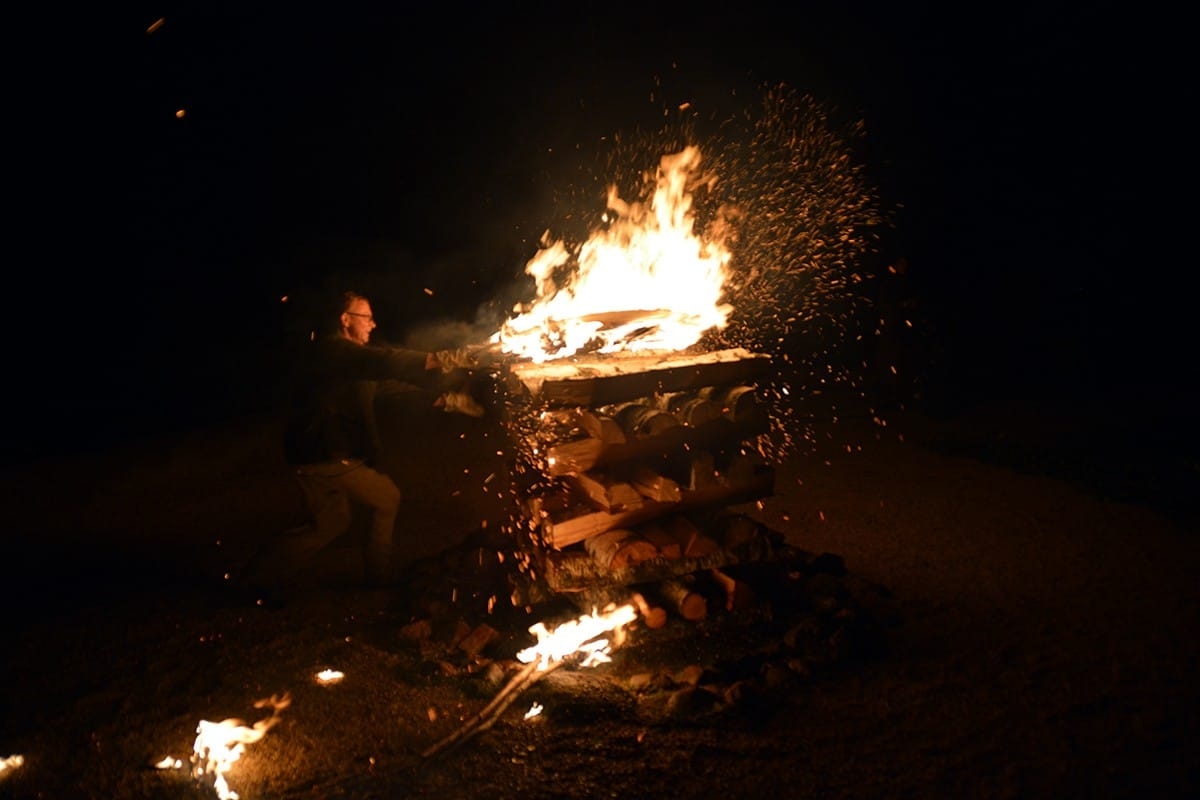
[639,523,683,559]
[536,466,776,549]
[630,466,682,503]
[710,568,756,613]
[569,472,644,512]
[656,578,707,621]
[671,396,722,426]
[546,437,604,475]
[613,402,680,439]
[700,384,766,426]
[584,528,659,571]
[578,410,626,444]
[686,450,719,490]
[663,515,721,559]
[456,623,502,657]
[629,591,668,629]
[718,514,764,549]
[725,452,769,485]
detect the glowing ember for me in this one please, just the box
[524,702,543,720]
[517,603,637,669]
[191,693,291,800]
[493,146,733,362]
[315,668,345,684]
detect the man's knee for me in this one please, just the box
[380,481,402,513]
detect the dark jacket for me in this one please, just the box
[283,335,433,466]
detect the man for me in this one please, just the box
[246,290,484,596]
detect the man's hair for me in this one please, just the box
[311,290,368,336]
[340,290,368,313]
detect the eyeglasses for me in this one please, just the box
[345,312,375,322]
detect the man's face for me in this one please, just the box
[341,299,376,345]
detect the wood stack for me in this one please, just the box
[500,347,796,621]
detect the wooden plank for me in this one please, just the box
[505,348,771,407]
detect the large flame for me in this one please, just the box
[494,146,733,362]
[516,603,637,669]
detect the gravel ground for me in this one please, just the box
[1,392,1197,800]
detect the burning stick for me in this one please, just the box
[421,603,637,759]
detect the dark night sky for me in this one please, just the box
[10,3,1189,460]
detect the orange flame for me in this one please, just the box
[190,693,291,800]
[516,603,638,669]
[494,146,733,362]
[0,754,23,778]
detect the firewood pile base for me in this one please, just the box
[390,528,901,728]
[495,347,797,623]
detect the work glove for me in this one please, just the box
[437,391,485,418]
[435,343,504,373]
[435,348,477,372]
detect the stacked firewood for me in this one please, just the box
[498,348,799,623]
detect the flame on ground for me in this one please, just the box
[315,668,345,685]
[493,145,733,362]
[189,693,291,800]
[516,602,638,669]
[0,754,23,778]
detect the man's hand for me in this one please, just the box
[434,343,504,373]
[436,391,485,418]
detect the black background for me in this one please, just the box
[9,3,1190,460]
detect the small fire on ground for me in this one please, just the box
[157,693,291,800]
[518,602,638,669]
